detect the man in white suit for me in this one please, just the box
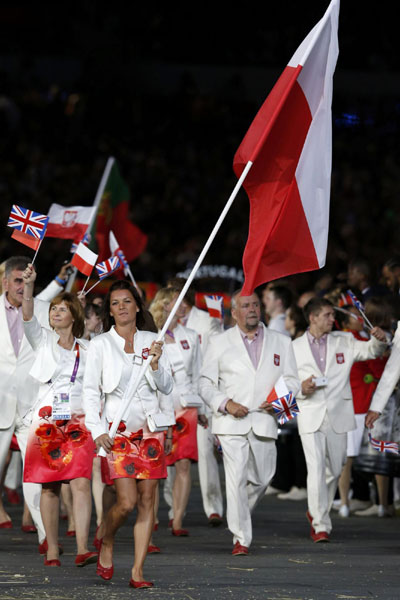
[292,297,387,543]
[0,256,65,545]
[199,291,299,554]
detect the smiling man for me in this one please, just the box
[292,297,387,543]
[199,290,299,555]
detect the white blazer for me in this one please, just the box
[186,306,223,355]
[369,321,400,414]
[0,294,51,429]
[162,323,203,413]
[199,323,300,438]
[83,326,174,441]
[292,331,386,435]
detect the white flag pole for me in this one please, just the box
[31,237,45,266]
[66,157,116,292]
[99,159,254,456]
[79,274,91,297]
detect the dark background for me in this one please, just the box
[1,2,399,294]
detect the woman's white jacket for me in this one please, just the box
[83,326,174,441]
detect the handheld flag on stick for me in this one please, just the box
[70,230,91,254]
[8,205,49,262]
[234,0,340,295]
[266,376,299,425]
[346,289,374,330]
[204,295,224,320]
[83,256,121,297]
[71,242,98,278]
[47,204,95,240]
[369,433,399,455]
[109,230,140,291]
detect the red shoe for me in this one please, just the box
[171,528,189,537]
[66,530,76,537]
[311,530,330,543]
[44,558,61,567]
[129,579,154,589]
[208,513,223,527]
[96,540,114,581]
[38,539,64,556]
[21,525,37,533]
[4,486,21,505]
[168,518,173,528]
[147,544,161,554]
[75,551,98,567]
[232,541,249,556]
[0,520,12,529]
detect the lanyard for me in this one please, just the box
[70,342,80,383]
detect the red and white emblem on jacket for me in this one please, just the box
[142,347,150,359]
[180,340,189,350]
[274,354,280,366]
[336,352,345,364]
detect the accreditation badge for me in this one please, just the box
[52,393,72,421]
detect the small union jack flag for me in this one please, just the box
[95,256,121,280]
[115,248,129,275]
[205,295,224,319]
[270,392,300,425]
[368,433,399,455]
[7,205,49,240]
[70,230,91,254]
[346,289,365,312]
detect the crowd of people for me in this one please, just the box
[1,251,400,588]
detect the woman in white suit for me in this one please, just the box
[150,287,204,536]
[83,280,174,589]
[21,264,96,568]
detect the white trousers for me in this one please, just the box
[0,415,45,542]
[300,413,347,534]
[197,423,223,518]
[219,430,276,548]
[4,451,22,489]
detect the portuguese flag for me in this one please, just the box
[89,161,148,262]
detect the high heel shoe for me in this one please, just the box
[44,557,61,567]
[93,525,102,551]
[96,540,114,581]
[129,579,154,589]
[171,528,189,536]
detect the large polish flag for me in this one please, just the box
[46,203,95,240]
[71,242,98,277]
[234,0,339,296]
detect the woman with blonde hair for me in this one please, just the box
[150,287,205,535]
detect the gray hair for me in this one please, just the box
[4,256,31,278]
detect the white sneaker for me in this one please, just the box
[338,504,350,518]
[277,486,308,501]
[354,504,379,517]
[377,504,394,518]
[265,486,284,496]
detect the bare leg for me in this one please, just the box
[149,482,159,546]
[0,450,12,523]
[22,501,34,527]
[131,479,158,582]
[61,483,75,532]
[376,474,389,508]
[172,459,191,530]
[96,484,116,541]
[41,482,61,560]
[70,477,92,555]
[92,457,105,527]
[99,478,136,569]
[338,457,353,506]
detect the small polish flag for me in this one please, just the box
[266,375,299,425]
[266,376,290,403]
[204,295,224,320]
[71,242,98,277]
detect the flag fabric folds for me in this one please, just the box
[109,230,130,276]
[46,204,95,240]
[346,289,365,311]
[8,205,48,240]
[368,433,399,455]
[95,256,121,280]
[234,0,340,295]
[71,243,98,277]
[204,295,224,320]
[266,376,299,425]
[89,162,148,262]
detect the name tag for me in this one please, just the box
[52,393,71,421]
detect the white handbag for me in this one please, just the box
[147,412,175,432]
[180,393,203,408]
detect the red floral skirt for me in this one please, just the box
[24,409,95,484]
[166,407,198,466]
[103,427,167,482]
